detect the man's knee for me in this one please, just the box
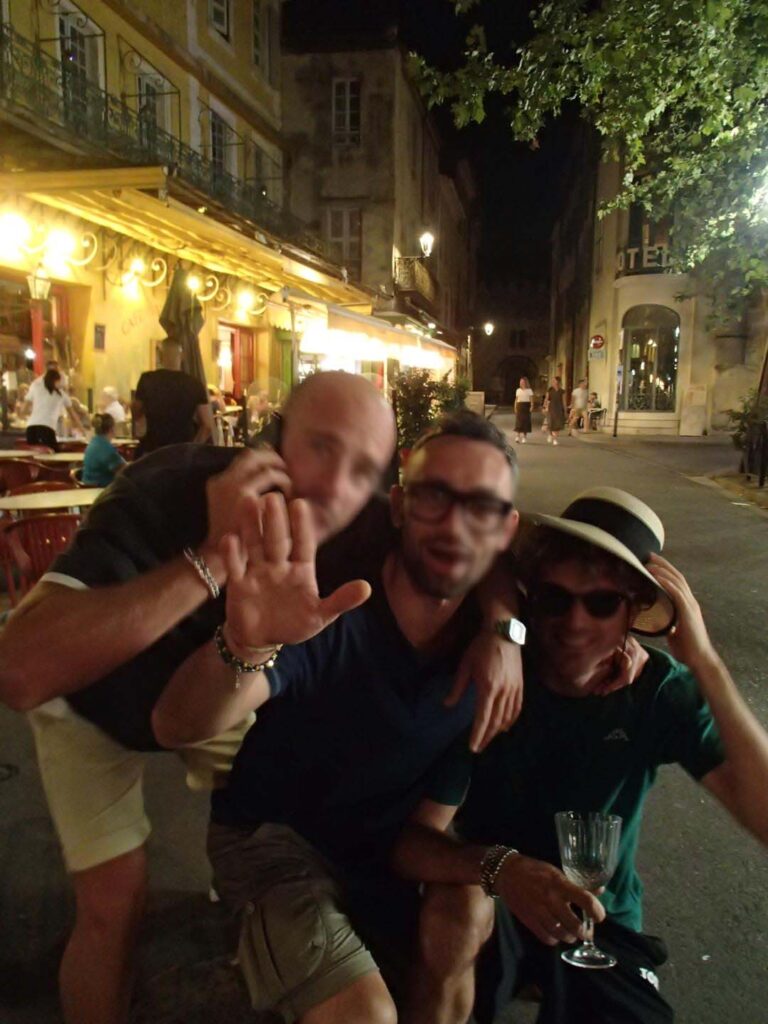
[71,847,148,937]
[419,884,494,974]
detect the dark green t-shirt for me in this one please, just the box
[429,647,725,931]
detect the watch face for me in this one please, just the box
[497,619,526,644]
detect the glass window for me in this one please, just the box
[621,305,679,412]
[265,5,280,87]
[210,111,228,175]
[332,79,361,144]
[252,0,261,65]
[209,0,230,40]
[326,208,362,281]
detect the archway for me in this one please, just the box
[620,305,679,411]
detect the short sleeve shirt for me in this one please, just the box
[515,388,534,404]
[28,380,71,431]
[45,444,393,750]
[211,579,479,873]
[429,647,725,931]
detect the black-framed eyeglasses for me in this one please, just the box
[404,482,513,532]
[531,583,629,620]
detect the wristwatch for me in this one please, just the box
[493,618,527,645]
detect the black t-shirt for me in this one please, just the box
[135,368,208,451]
[49,444,394,750]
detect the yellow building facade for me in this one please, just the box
[0,0,452,416]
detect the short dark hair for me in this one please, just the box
[43,368,61,394]
[410,409,518,477]
[518,526,656,607]
[92,412,115,435]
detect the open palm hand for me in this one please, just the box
[222,492,371,652]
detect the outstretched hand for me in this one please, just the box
[222,492,371,653]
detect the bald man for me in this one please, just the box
[0,372,399,1024]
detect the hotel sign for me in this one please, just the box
[616,244,670,273]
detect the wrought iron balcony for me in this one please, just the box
[394,256,440,312]
[0,23,320,253]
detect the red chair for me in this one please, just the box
[0,459,41,494]
[8,481,74,495]
[58,441,88,452]
[0,514,80,606]
[33,463,73,484]
[14,441,55,454]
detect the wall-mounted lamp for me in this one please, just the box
[419,231,435,258]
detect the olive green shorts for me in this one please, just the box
[207,822,381,1023]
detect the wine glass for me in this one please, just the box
[554,810,622,969]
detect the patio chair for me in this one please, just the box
[0,513,80,606]
[8,481,74,496]
[14,441,55,454]
[58,440,88,452]
[0,459,41,495]
[70,467,85,486]
[33,463,73,483]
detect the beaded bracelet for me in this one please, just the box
[183,547,220,600]
[479,844,519,899]
[214,625,282,689]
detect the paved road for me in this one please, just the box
[1,423,766,1023]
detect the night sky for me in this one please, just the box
[285,0,574,287]
[400,0,574,287]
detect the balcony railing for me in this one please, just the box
[0,23,320,253]
[394,256,440,310]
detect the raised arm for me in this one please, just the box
[649,554,768,847]
[152,493,371,748]
[0,449,291,711]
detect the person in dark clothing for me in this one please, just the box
[132,336,213,455]
[392,488,768,1024]
[152,415,522,1024]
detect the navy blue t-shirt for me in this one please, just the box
[211,579,479,873]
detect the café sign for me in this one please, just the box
[616,244,670,273]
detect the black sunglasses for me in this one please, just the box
[532,582,629,620]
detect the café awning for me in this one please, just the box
[0,167,372,306]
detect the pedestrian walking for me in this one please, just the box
[544,376,566,445]
[568,377,589,434]
[513,376,534,443]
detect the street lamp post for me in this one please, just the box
[26,264,52,376]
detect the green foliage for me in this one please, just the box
[725,388,768,449]
[411,0,768,314]
[391,369,470,449]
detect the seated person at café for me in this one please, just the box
[100,386,127,424]
[82,412,126,486]
[391,487,768,1024]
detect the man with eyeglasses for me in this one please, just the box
[151,411,524,1024]
[391,487,768,1024]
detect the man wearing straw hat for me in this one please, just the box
[391,487,768,1024]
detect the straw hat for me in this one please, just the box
[528,486,676,636]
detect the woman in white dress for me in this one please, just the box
[514,376,534,443]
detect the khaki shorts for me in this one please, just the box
[208,822,379,1023]
[28,698,254,873]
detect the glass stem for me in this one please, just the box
[581,912,596,947]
